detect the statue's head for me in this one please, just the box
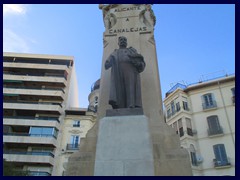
[118,36,127,48]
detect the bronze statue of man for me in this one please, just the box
[105,36,146,109]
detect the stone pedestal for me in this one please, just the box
[65,113,192,176]
[94,115,154,176]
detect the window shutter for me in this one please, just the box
[213,144,228,165]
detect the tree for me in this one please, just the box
[3,159,29,176]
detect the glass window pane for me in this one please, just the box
[30,127,41,134]
[42,128,53,135]
[213,144,228,165]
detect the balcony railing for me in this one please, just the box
[187,128,193,136]
[3,132,57,139]
[3,71,67,80]
[202,101,217,110]
[73,124,80,127]
[166,107,190,119]
[4,116,60,123]
[28,171,51,176]
[179,128,184,137]
[66,144,80,150]
[213,158,231,168]
[3,86,65,93]
[3,151,54,158]
[183,106,190,111]
[208,127,224,136]
[3,100,62,107]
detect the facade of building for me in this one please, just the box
[88,79,100,113]
[57,108,97,175]
[163,74,235,176]
[3,52,77,176]
[57,79,99,175]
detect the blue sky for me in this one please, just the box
[3,4,235,108]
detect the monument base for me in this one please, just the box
[65,115,192,176]
[94,115,154,176]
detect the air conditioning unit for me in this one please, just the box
[196,154,203,163]
[192,129,197,135]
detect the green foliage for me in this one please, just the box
[3,159,29,176]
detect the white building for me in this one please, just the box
[57,108,97,175]
[163,74,235,176]
[3,52,78,176]
[56,79,99,175]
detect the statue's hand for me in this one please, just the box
[105,58,112,70]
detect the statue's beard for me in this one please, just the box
[119,42,127,47]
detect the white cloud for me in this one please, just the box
[3,5,34,53]
[3,29,30,53]
[3,4,27,16]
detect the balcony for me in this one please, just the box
[3,85,65,93]
[28,171,51,176]
[3,102,62,113]
[4,116,60,122]
[187,128,193,136]
[166,107,191,120]
[3,87,64,99]
[3,133,57,147]
[3,116,60,127]
[208,127,224,137]
[213,158,231,169]
[66,144,80,151]
[3,74,67,86]
[3,61,70,72]
[4,132,57,139]
[202,101,217,110]
[3,151,54,165]
[4,151,54,158]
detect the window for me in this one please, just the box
[94,96,98,105]
[202,93,217,109]
[167,109,171,118]
[73,120,80,127]
[190,145,198,166]
[172,119,184,137]
[176,102,181,112]
[231,87,235,104]
[173,122,178,135]
[171,101,175,116]
[231,87,235,96]
[183,101,189,111]
[29,127,58,138]
[178,119,184,137]
[186,118,193,136]
[70,135,80,148]
[213,144,230,167]
[207,116,223,136]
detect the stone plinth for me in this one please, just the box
[94,115,154,176]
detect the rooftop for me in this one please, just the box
[165,73,235,97]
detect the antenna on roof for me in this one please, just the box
[200,70,226,82]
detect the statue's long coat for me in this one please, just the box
[105,47,145,109]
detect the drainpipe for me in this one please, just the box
[217,81,235,147]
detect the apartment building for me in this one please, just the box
[56,108,97,175]
[163,74,235,176]
[3,52,77,176]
